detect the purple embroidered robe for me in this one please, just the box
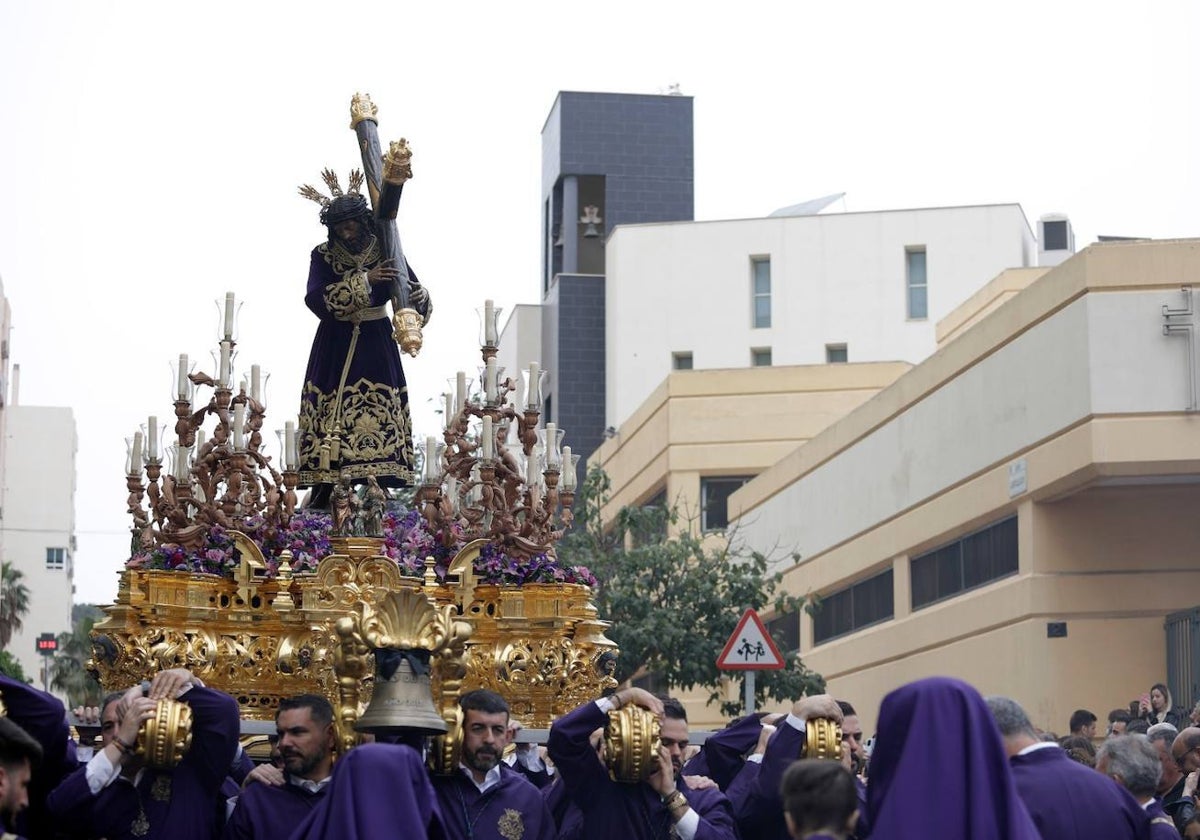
[222,779,326,840]
[432,764,556,840]
[547,700,738,840]
[297,242,420,487]
[46,686,240,840]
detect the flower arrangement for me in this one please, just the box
[126,504,596,587]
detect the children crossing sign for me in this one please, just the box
[716,608,786,671]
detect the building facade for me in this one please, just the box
[3,404,77,687]
[604,204,1039,431]
[730,239,1200,734]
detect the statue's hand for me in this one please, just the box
[408,282,430,312]
[368,259,399,286]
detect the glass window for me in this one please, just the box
[766,611,800,654]
[46,547,66,570]
[911,517,1018,609]
[906,248,928,320]
[700,476,754,531]
[751,348,772,367]
[826,344,848,363]
[672,352,693,371]
[813,569,895,644]
[752,258,771,328]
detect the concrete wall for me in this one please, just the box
[605,204,1037,429]
[722,239,1200,735]
[3,405,76,689]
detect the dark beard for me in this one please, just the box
[337,229,374,254]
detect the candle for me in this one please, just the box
[545,422,558,466]
[485,358,497,403]
[484,299,496,345]
[219,343,231,387]
[527,362,540,409]
[481,415,493,460]
[196,429,206,454]
[284,421,296,469]
[251,364,261,402]
[175,445,190,481]
[177,354,189,399]
[444,393,454,429]
[147,416,158,460]
[562,446,574,490]
[456,371,467,411]
[425,435,437,480]
[233,404,245,449]
[130,431,143,474]
[526,448,539,486]
[223,292,235,340]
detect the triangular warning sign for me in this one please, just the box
[716,608,786,671]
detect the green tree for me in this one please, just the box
[560,468,824,716]
[0,561,30,649]
[50,604,105,708]
[0,649,28,682]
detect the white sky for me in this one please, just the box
[1,1,1196,606]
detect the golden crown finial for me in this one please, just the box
[321,168,344,197]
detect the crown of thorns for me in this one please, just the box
[299,169,371,227]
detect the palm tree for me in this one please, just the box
[50,606,104,707]
[0,561,30,649]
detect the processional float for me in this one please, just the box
[87,94,621,772]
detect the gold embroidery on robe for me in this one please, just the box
[298,378,413,485]
[497,808,525,840]
[151,774,172,801]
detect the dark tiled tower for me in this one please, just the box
[539,92,694,482]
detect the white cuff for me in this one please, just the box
[85,748,122,794]
[596,697,617,714]
[784,713,806,732]
[673,806,700,840]
[515,749,548,774]
[746,752,764,764]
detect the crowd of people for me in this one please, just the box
[2,669,1200,839]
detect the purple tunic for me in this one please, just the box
[222,780,326,840]
[547,700,738,840]
[867,677,1041,840]
[432,764,556,840]
[1009,746,1150,840]
[732,718,804,840]
[1145,799,1180,840]
[0,675,73,840]
[46,686,240,840]
[682,714,764,792]
[288,743,446,840]
[297,242,419,488]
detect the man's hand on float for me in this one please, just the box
[647,746,676,797]
[148,668,195,700]
[791,694,843,723]
[611,687,664,718]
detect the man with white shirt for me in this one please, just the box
[223,694,337,840]
[47,667,240,840]
[1097,735,1182,840]
[432,689,554,840]
[547,687,739,840]
[503,719,554,789]
[986,695,1151,840]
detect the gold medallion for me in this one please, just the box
[497,808,524,840]
[151,774,172,801]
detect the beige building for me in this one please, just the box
[730,239,1200,735]
[591,361,911,725]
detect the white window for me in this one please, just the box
[906,248,928,320]
[752,257,771,328]
[46,547,66,570]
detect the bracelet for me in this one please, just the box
[610,691,624,710]
[663,791,687,811]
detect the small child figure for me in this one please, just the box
[780,759,859,840]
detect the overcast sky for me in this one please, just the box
[1,1,1196,606]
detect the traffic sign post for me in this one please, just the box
[715,608,786,715]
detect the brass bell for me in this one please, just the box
[354,649,448,736]
[139,698,194,769]
[604,705,661,783]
